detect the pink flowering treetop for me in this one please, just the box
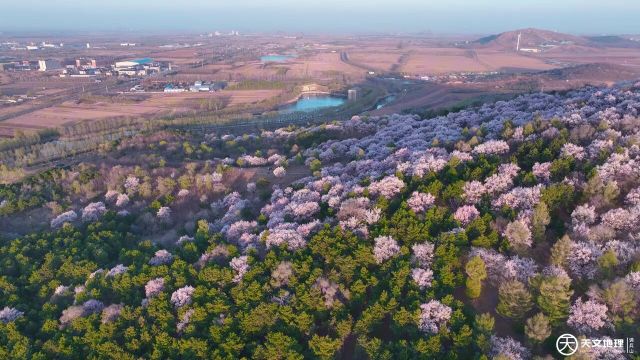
[124,175,140,194]
[532,162,552,182]
[463,181,486,204]
[107,264,128,277]
[369,176,405,199]
[230,256,250,283]
[412,242,435,268]
[567,298,610,334]
[472,140,510,156]
[454,205,480,226]
[101,304,124,324]
[273,166,286,178]
[624,271,640,291]
[0,307,24,323]
[286,201,320,221]
[411,268,434,289]
[149,250,173,266]
[224,221,258,242]
[145,277,165,298]
[483,165,518,195]
[601,208,637,231]
[171,286,195,308]
[177,189,190,198]
[51,210,78,228]
[625,187,640,206]
[373,236,400,264]
[568,241,602,279]
[265,228,307,251]
[115,194,129,208]
[561,143,586,160]
[418,300,452,334]
[105,190,119,203]
[81,202,107,222]
[571,204,597,226]
[451,150,473,162]
[81,299,105,314]
[406,191,436,214]
[490,336,530,360]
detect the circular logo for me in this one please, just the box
[556,333,579,356]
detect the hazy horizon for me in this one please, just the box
[1,0,639,35]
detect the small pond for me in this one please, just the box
[260,55,295,63]
[280,95,345,113]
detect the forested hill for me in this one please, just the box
[1,81,640,359]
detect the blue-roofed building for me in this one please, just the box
[115,58,153,68]
[113,57,170,77]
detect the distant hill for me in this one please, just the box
[474,28,588,51]
[587,35,640,48]
[474,28,640,52]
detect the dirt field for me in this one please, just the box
[398,48,556,74]
[152,48,204,65]
[475,50,556,71]
[0,90,282,134]
[347,48,403,72]
[339,43,556,75]
[400,48,489,74]
[541,47,640,68]
[286,52,365,80]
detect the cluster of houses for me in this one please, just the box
[1,56,171,80]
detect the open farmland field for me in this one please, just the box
[151,48,205,66]
[397,48,556,74]
[540,47,640,68]
[399,48,489,74]
[214,62,282,80]
[347,47,404,72]
[285,52,365,80]
[474,50,556,71]
[0,90,282,135]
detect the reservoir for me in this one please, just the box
[280,95,345,113]
[261,55,295,63]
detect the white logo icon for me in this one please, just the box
[557,333,579,356]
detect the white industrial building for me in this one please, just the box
[115,58,153,68]
[113,58,170,76]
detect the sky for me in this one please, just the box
[1,0,639,35]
